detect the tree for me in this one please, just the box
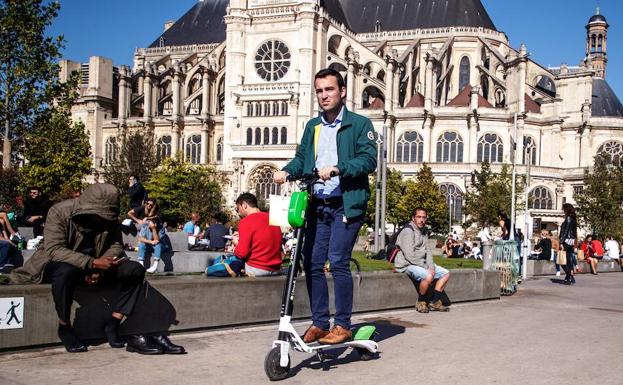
[0,0,64,168]
[366,168,406,227]
[463,162,524,228]
[0,166,20,212]
[144,157,228,226]
[574,155,623,238]
[104,129,159,191]
[20,72,91,199]
[395,164,448,234]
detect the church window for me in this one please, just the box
[251,166,281,202]
[104,136,118,165]
[280,127,287,144]
[597,140,623,166]
[522,136,537,165]
[156,135,172,164]
[459,56,470,91]
[216,137,223,163]
[395,131,423,163]
[271,127,278,145]
[185,135,201,164]
[436,131,464,163]
[263,127,269,145]
[246,128,252,145]
[477,133,504,163]
[255,40,291,82]
[528,187,553,210]
[439,183,463,222]
[255,127,261,145]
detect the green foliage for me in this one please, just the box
[144,157,228,226]
[103,129,158,190]
[463,162,524,227]
[0,0,64,166]
[574,156,623,238]
[0,167,20,211]
[19,72,91,199]
[367,168,406,227]
[395,164,449,234]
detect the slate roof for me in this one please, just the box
[148,0,227,48]
[337,0,496,33]
[148,0,496,48]
[592,78,623,118]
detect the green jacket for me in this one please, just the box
[9,183,126,284]
[283,107,377,219]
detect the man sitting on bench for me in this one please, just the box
[394,207,451,313]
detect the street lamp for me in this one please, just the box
[449,199,453,235]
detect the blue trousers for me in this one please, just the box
[303,202,363,330]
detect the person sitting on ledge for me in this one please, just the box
[183,212,208,251]
[8,183,184,355]
[231,193,282,276]
[394,207,451,313]
[205,213,229,252]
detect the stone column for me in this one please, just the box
[171,126,180,158]
[200,123,209,164]
[117,66,128,122]
[171,64,182,121]
[143,70,153,123]
[384,60,395,112]
[424,57,434,112]
[201,69,211,118]
[346,60,356,110]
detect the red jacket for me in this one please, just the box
[234,211,282,272]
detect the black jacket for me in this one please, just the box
[127,183,147,209]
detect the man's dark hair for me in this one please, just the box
[28,186,41,192]
[412,207,428,216]
[235,192,258,208]
[129,175,139,182]
[315,68,346,89]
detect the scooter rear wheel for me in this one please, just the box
[356,347,375,361]
[264,347,290,381]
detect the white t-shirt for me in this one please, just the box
[477,227,492,242]
[604,240,620,259]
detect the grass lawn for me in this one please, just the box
[351,251,483,271]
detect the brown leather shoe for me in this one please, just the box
[428,300,450,312]
[318,325,352,345]
[415,301,429,313]
[303,325,329,343]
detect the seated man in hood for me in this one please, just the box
[9,183,184,355]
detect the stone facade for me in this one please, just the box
[60,1,623,239]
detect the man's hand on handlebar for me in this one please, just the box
[273,171,289,184]
[318,166,339,181]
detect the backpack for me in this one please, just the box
[370,223,413,263]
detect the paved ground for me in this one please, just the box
[1,273,622,385]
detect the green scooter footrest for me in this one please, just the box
[353,325,376,340]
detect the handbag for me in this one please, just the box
[556,249,567,265]
[576,249,585,261]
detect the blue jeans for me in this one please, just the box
[138,242,162,261]
[303,202,363,330]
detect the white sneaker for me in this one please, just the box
[137,259,144,267]
[555,271,561,277]
[146,260,160,274]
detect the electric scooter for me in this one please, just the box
[264,171,379,381]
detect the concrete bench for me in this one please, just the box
[526,259,623,276]
[0,269,500,350]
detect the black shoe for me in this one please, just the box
[58,324,88,353]
[149,335,186,354]
[570,276,576,285]
[126,335,164,355]
[104,318,125,348]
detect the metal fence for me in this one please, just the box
[491,240,520,295]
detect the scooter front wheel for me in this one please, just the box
[264,347,290,381]
[356,347,375,361]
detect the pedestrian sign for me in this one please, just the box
[0,297,24,330]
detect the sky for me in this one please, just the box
[48,0,623,97]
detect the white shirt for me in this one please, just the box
[604,240,620,259]
[478,227,492,242]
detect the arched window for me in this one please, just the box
[282,102,288,116]
[528,187,553,210]
[480,74,489,100]
[598,35,603,52]
[477,133,504,163]
[246,128,253,145]
[436,131,464,163]
[250,166,281,202]
[254,127,261,145]
[328,35,342,55]
[459,56,470,91]
[246,102,253,117]
[523,136,537,165]
[439,183,463,222]
[597,140,623,166]
[280,127,287,144]
[591,34,597,53]
[271,127,278,145]
[156,135,172,163]
[185,135,201,164]
[263,127,270,145]
[216,137,223,163]
[395,131,423,163]
[104,136,118,165]
[217,78,225,114]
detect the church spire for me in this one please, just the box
[586,7,609,78]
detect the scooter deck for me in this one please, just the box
[294,339,378,353]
